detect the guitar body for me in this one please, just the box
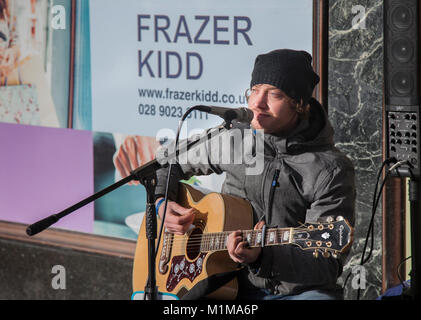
[132,183,253,300]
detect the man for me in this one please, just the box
[118,49,356,300]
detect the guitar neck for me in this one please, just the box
[200,227,292,252]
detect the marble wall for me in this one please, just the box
[328,0,384,300]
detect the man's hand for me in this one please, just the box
[227,220,265,264]
[156,198,196,235]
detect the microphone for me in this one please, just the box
[195,106,254,123]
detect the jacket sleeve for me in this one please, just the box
[154,126,226,201]
[254,158,356,286]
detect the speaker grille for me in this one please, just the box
[391,71,414,96]
[385,0,420,177]
[391,38,414,63]
[390,5,413,30]
[384,0,419,106]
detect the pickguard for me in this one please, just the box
[166,253,207,292]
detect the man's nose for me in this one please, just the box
[251,92,268,110]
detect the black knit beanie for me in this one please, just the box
[250,49,320,104]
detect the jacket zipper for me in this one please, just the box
[259,163,271,219]
[266,168,280,221]
[261,136,283,222]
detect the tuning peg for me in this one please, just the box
[313,250,319,258]
[322,250,330,258]
[326,216,334,223]
[331,251,338,259]
[336,216,344,221]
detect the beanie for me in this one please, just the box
[250,49,320,104]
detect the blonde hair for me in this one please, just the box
[292,98,310,120]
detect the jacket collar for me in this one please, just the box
[263,98,334,155]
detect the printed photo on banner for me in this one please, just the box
[0,0,61,128]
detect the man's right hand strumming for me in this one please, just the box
[155,197,196,235]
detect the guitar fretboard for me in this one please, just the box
[200,228,292,252]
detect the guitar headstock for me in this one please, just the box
[291,216,354,258]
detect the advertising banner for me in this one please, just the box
[89,0,313,137]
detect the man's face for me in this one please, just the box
[247,84,299,135]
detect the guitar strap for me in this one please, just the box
[181,268,244,300]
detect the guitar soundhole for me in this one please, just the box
[186,227,202,260]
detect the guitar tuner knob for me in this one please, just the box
[326,216,334,223]
[313,250,319,258]
[336,216,344,221]
[332,251,338,259]
[322,251,330,258]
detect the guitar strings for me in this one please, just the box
[161,237,335,252]
[161,227,308,243]
[159,229,319,251]
[162,227,309,244]
[162,229,286,243]
[161,230,334,252]
[164,235,326,246]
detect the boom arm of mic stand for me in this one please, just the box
[26,160,162,236]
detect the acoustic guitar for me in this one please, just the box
[132,183,353,300]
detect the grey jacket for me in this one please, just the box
[154,98,356,297]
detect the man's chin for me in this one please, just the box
[251,121,273,134]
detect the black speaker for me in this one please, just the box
[384,0,420,177]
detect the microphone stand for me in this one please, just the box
[25,161,163,299]
[138,167,158,300]
[26,106,234,300]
